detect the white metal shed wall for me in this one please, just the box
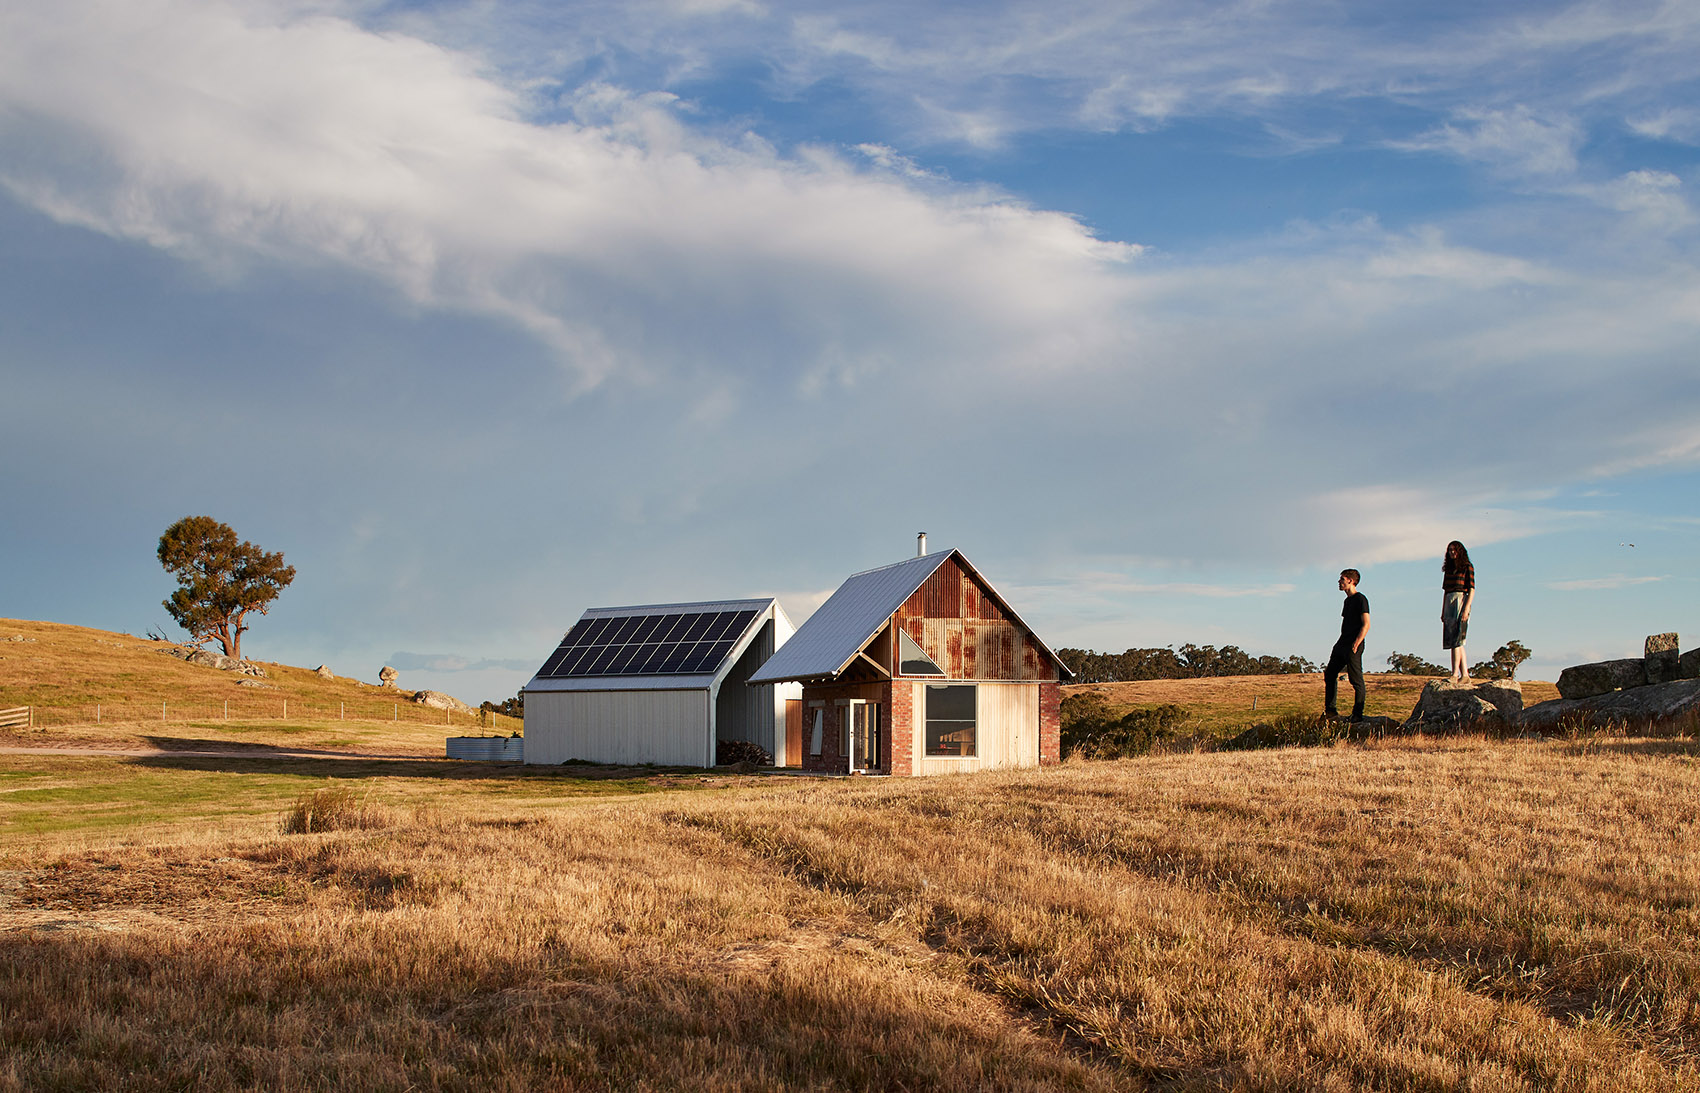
[524,689,709,767]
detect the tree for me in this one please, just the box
[157,516,295,662]
[1386,651,1447,676]
[1490,640,1532,680]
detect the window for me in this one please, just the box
[897,628,945,676]
[924,684,976,757]
[810,708,824,756]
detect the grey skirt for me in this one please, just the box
[1442,590,1469,649]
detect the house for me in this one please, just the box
[522,598,800,767]
[749,540,1073,775]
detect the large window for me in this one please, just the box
[925,684,977,757]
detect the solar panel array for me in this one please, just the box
[537,608,761,679]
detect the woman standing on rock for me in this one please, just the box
[1443,540,1475,681]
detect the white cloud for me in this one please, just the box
[1394,106,1582,179]
[1547,575,1666,591]
[0,0,1142,392]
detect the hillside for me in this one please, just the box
[1067,672,1561,738]
[0,617,514,754]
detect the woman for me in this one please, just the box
[1442,541,1475,681]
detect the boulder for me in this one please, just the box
[1556,659,1646,700]
[1645,633,1681,685]
[180,648,267,678]
[315,665,335,679]
[1403,679,1524,733]
[1520,678,1700,732]
[411,690,473,714]
[1682,648,1700,681]
[237,679,277,689]
[378,666,399,687]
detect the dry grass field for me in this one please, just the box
[4,736,1699,1090]
[4,620,1694,1090]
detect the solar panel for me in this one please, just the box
[535,607,762,679]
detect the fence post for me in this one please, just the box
[96,704,100,724]
[283,699,287,720]
[340,702,344,720]
[224,700,228,720]
[393,703,397,722]
[162,701,167,722]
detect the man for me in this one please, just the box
[1325,569,1370,722]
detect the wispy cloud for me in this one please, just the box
[388,652,539,672]
[1546,575,1665,592]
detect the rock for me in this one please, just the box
[411,690,473,714]
[1645,633,1681,685]
[6,635,36,643]
[315,665,335,679]
[180,648,267,678]
[378,666,399,687]
[237,679,277,689]
[1520,678,1700,732]
[1681,649,1700,681]
[1557,659,1646,700]
[1404,678,1524,732]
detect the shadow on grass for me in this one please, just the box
[126,751,715,788]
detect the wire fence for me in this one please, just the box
[12,698,523,735]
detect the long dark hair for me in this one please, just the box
[1444,540,1471,575]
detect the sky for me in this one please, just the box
[2,0,1698,702]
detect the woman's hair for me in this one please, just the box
[1444,540,1471,574]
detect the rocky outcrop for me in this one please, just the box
[315,665,335,679]
[1645,633,1681,685]
[378,666,398,687]
[1683,649,1700,681]
[411,690,473,714]
[171,647,267,678]
[1557,659,1646,700]
[1521,679,1700,731]
[1403,679,1522,732]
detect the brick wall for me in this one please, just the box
[1039,680,1061,765]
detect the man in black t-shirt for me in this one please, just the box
[1325,569,1371,721]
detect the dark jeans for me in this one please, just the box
[1325,641,1365,719]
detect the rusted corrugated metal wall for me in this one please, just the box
[894,557,1056,681]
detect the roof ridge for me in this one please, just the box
[846,548,953,579]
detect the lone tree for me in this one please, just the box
[157,516,296,662]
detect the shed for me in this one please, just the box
[750,545,1073,775]
[523,598,799,767]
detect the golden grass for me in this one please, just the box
[0,617,519,752]
[1069,672,1562,739]
[3,735,1696,1090]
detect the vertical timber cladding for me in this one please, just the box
[893,556,1056,682]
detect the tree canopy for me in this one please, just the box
[157,516,295,662]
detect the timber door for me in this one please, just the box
[849,703,881,774]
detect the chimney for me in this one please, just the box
[917,532,927,557]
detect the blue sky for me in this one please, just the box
[2,0,1697,702]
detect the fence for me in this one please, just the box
[0,706,30,730]
[14,698,522,735]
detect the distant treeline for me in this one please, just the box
[1057,645,1318,684]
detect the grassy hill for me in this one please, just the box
[1067,672,1561,740]
[0,617,517,753]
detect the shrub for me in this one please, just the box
[715,739,771,767]
[280,787,389,834]
[1061,693,1187,759]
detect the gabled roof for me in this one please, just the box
[525,597,786,694]
[749,549,1073,683]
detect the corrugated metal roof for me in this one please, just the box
[749,551,953,683]
[522,597,783,694]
